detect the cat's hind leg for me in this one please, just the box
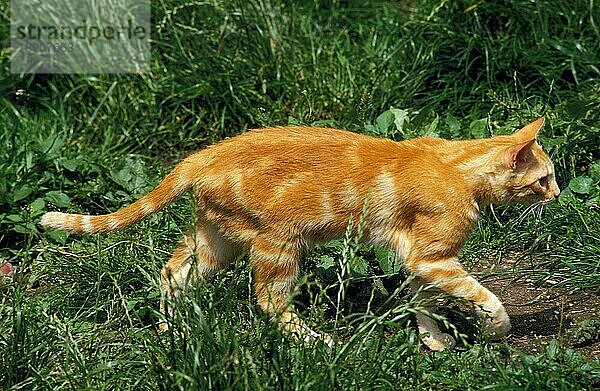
[159,221,240,331]
[251,235,334,346]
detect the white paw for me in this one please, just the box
[318,332,336,348]
[298,327,336,347]
[293,330,335,347]
[158,321,169,333]
[422,332,456,351]
[482,307,511,339]
[279,315,336,347]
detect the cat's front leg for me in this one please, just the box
[409,277,456,351]
[409,256,511,342]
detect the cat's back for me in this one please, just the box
[225,126,368,149]
[197,126,456,173]
[197,126,393,168]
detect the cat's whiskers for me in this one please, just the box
[535,200,550,221]
[535,204,544,221]
[516,200,548,224]
[516,202,539,224]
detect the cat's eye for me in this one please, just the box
[538,175,549,189]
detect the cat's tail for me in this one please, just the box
[41,159,195,234]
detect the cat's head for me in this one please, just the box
[489,117,560,205]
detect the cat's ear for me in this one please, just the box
[513,117,545,141]
[503,139,536,169]
[502,117,544,169]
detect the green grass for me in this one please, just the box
[1,0,600,389]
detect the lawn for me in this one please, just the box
[1,0,599,389]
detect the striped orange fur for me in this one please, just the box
[41,117,560,350]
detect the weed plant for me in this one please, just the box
[1,0,599,389]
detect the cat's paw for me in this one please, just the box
[158,321,169,333]
[483,308,511,339]
[422,332,456,351]
[319,332,336,348]
[299,327,336,348]
[291,329,336,348]
[279,316,336,347]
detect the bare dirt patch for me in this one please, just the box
[472,254,600,359]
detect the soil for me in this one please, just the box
[471,253,600,359]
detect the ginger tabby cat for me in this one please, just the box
[41,117,560,351]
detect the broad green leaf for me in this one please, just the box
[30,198,46,213]
[376,110,394,134]
[6,214,24,223]
[111,168,133,190]
[469,118,488,139]
[446,114,461,136]
[558,188,576,204]
[411,106,433,129]
[390,108,410,132]
[111,159,151,195]
[350,256,369,277]
[126,299,140,311]
[13,185,33,202]
[376,247,400,275]
[545,340,558,360]
[13,224,31,234]
[37,135,64,157]
[47,230,68,244]
[375,247,391,274]
[363,124,376,135]
[311,119,337,128]
[568,177,593,194]
[26,150,34,170]
[61,159,79,171]
[287,116,301,126]
[45,191,71,207]
[424,115,440,137]
[317,255,335,270]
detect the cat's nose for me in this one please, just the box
[546,187,560,202]
[553,185,561,198]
